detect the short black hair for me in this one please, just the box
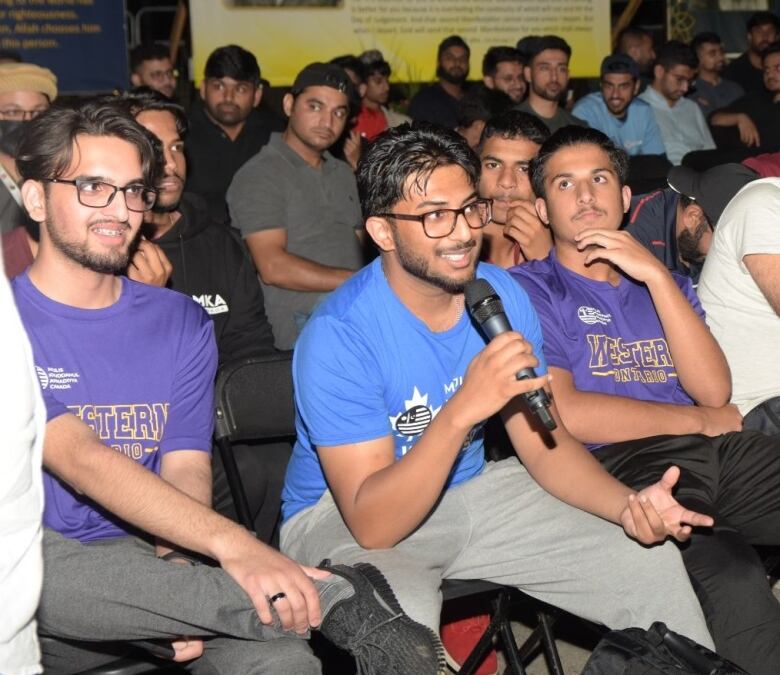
[655,40,698,71]
[130,43,170,73]
[357,122,480,220]
[204,44,261,86]
[119,87,188,138]
[762,40,780,63]
[17,98,162,188]
[747,11,780,33]
[330,54,366,84]
[479,109,550,150]
[523,35,572,65]
[438,35,470,59]
[360,50,391,79]
[455,87,513,129]
[616,26,652,54]
[482,46,524,77]
[529,126,628,199]
[691,32,722,54]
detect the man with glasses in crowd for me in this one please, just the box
[0,62,56,234]
[280,122,716,658]
[129,43,178,100]
[12,99,442,674]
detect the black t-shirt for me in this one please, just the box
[185,101,285,224]
[408,83,461,128]
[720,91,780,152]
[723,53,765,95]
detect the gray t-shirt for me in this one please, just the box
[515,100,588,134]
[227,133,364,349]
[689,78,744,118]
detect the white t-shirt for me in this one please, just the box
[698,178,780,415]
[0,252,44,675]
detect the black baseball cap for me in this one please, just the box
[601,54,640,79]
[290,62,357,101]
[667,163,758,225]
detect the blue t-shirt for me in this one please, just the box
[572,93,666,157]
[282,258,547,521]
[510,251,701,448]
[13,273,217,543]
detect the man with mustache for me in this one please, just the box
[281,122,719,672]
[573,55,665,158]
[639,41,715,165]
[408,35,470,129]
[185,45,284,223]
[227,63,365,350]
[125,89,285,543]
[688,32,744,118]
[724,11,780,95]
[511,126,780,675]
[515,35,587,134]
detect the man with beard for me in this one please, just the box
[482,46,526,104]
[280,122,720,665]
[573,55,665,157]
[639,41,714,165]
[129,44,178,100]
[0,62,56,235]
[711,42,780,153]
[227,63,365,350]
[688,33,743,118]
[477,110,552,267]
[185,45,284,223]
[724,11,780,95]
[511,126,780,675]
[125,89,285,543]
[616,26,656,90]
[625,163,756,284]
[408,35,470,129]
[12,99,442,675]
[515,35,587,134]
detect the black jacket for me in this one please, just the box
[155,192,276,362]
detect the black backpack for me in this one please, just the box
[582,622,749,674]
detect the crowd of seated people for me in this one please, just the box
[2,12,780,675]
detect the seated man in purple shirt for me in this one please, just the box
[12,99,440,675]
[511,126,780,675]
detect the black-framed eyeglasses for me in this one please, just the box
[376,198,492,239]
[42,178,157,213]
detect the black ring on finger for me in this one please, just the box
[269,592,287,603]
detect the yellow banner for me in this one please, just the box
[190,0,609,86]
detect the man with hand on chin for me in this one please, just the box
[477,110,552,267]
[512,126,780,675]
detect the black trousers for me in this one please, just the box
[593,432,780,675]
[211,441,291,546]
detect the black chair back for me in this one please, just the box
[213,351,295,532]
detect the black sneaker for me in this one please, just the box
[318,561,446,675]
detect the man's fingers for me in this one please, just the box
[659,465,680,490]
[252,591,273,626]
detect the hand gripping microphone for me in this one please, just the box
[464,278,557,431]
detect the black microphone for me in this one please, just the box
[464,278,557,431]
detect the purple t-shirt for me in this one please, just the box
[511,251,701,447]
[12,273,217,542]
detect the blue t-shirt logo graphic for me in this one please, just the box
[390,387,441,454]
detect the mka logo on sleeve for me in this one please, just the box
[192,293,229,315]
[35,365,80,390]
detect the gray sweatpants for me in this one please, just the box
[281,458,714,648]
[38,529,320,675]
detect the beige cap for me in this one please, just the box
[0,63,57,101]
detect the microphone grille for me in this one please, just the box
[464,278,505,324]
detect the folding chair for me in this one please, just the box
[213,352,566,674]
